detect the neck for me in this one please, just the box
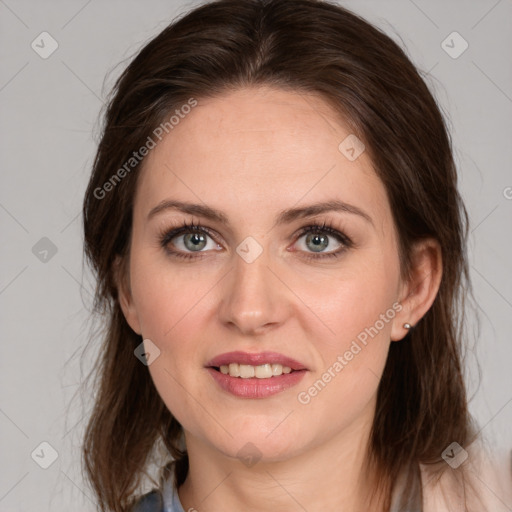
[178,400,385,512]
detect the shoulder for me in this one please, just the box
[420,442,512,512]
[131,489,164,512]
[131,467,184,512]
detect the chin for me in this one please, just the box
[210,421,307,463]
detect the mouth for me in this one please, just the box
[206,350,307,375]
[205,351,308,398]
[211,362,295,378]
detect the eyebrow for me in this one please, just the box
[147,199,374,227]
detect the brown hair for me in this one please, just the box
[81,0,476,510]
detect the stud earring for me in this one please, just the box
[403,323,412,329]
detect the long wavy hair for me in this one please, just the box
[81,0,477,510]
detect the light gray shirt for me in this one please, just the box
[133,465,422,511]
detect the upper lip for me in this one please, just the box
[206,351,308,371]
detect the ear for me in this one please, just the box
[114,255,142,335]
[391,238,442,342]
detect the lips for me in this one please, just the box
[206,351,307,371]
[205,351,308,398]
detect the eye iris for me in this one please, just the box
[306,232,329,252]
[184,232,207,251]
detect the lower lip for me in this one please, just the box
[206,368,307,398]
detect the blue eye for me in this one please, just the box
[158,220,352,261]
[294,223,352,260]
[159,221,219,260]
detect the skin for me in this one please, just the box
[118,86,442,511]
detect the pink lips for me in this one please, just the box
[205,351,308,399]
[206,351,307,371]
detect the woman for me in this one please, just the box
[81,0,511,511]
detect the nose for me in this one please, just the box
[217,244,289,336]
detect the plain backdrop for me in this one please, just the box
[1,0,511,510]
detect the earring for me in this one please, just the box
[403,323,412,329]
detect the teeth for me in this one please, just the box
[229,362,240,377]
[217,363,294,378]
[239,364,255,378]
[255,364,272,378]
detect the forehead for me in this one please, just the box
[135,86,390,232]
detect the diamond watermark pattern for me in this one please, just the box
[31,441,59,469]
[236,236,263,263]
[441,31,468,59]
[134,338,161,366]
[32,237,58,263]
[442,441,468,469]
[31,32,59,59]
[236,442,263,468]
[338,134,365,161]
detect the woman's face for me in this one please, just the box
[120,86,408,462]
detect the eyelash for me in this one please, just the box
[158,220,353,261]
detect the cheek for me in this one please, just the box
[128,252,221,418]
[293,253,400,412]
[296,251,400,349]
[130,249,210,339]
[294,290,395,434]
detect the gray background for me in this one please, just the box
[1,0,511,510]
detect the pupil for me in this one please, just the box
[184,232,206,251]
[307,233,328,252]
